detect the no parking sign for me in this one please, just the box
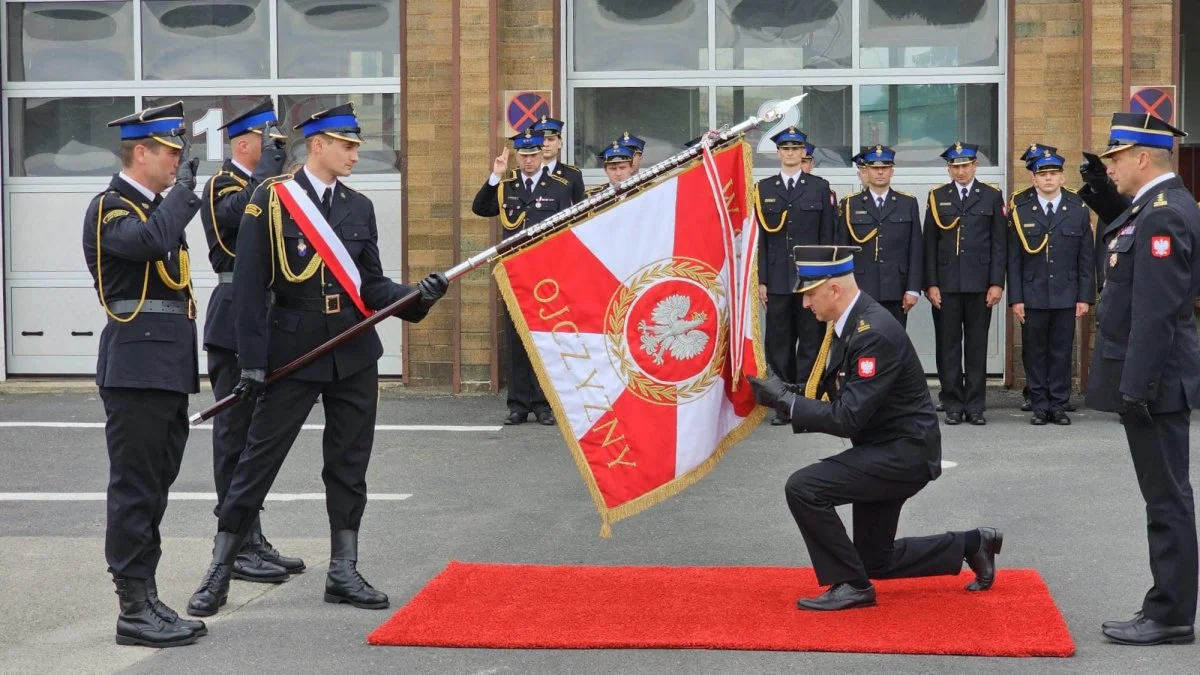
[504,90,552,136]
[1129,86,1176,124]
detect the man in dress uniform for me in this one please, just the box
[1086,112,1199,646]
[187,102,449,616]
[748,246,1001,611]
[83,101,207,646]
[532,115,585,203]
[800,141,817,174]
[199,100,304,584]
[1007,149,1094,426]
[755,127,835,425]
[923,142,1007,425]
[586,142,636,196]
[617,131,646,171]
[472,130,575,425]
[835,145,922,327]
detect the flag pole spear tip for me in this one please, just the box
[764,93,807,123]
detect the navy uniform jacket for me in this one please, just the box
[233,171,429,382]
[1085,176,1200,414]
[471,169,575,239]
[756,173,835,294]
[922,182,1007,293]
[82,176,201,393]
[546,161,585,204]
[200,158,281,351]
[1078,180,1131,291]
[790,294,942,483]
[1006,190,1095,309]
[835,189,922,302]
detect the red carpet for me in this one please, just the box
[368,562,1075,657]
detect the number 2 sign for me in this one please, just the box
[755,99,801,155]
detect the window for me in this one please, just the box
[573,87,709,168]
[6,2,134,81]
[860,84,999,167]
[8,96,131,177]
[141,0,270,80]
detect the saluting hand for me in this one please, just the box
[492,147,510,177]
[174,136,199,191]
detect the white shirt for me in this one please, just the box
[1039,192,1061,214]
[543,158,558,176]
[868,188,890,205]
[231,159,253,178]
[303,166,335,198]
[834,291,862,339]
[488,169,540,187]
[780,168,803,185]
[117,172,159,202]
[1133,172,1177,204]
[954,180,975,199]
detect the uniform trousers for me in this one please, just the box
[765,293,825,384]
[878,300,907,329]
[100,387,189,579]
[1123,409,1197,626]
[1021,308,1075,414]
[938,292,992,415]
[207,346,256,518]
[504,311,549,416]
[785,458,965,586]
[218,363,379,536]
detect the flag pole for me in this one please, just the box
[189,94,806,425]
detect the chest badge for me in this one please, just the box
[1109,252,1118,268]
[297,239,308,257]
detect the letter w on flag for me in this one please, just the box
[494,141,766,536]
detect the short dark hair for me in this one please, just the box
[119,139,158,168]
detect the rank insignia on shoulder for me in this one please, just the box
[245,204,262,217]
[857,357,876,377]
[856,318,870,333]
[1153,193,1168,207]
[102,209,130,224]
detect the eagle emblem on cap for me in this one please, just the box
[788,126,797,134]
[1044,149,1052,158]
[523,129,533,138]
[955,142,963,153]
[612,141,620,150]
[1029,144,1038,153]
[540,115,547,122]
[875,145,882,153]
[623,131,631,140]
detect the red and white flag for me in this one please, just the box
[495,141,766,536]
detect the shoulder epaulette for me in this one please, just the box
[1060,189,1083,205]
[1061,185,1078,194]
[548,173,570,186]
[560,163,581,173]
[893,189,913,198]
[585,185,606,196]
[502,169,519,183]
[843,190,864,204]
[260,173,293,188]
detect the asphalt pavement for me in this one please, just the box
[0,387,1193,674]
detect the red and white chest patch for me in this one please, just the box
[1151,236,1171,258]
[857,357,877,378]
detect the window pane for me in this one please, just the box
[716,0,851,70]
[859,84,998,167]
[5,2,133,82]
[860,0,1000,68]
[278,0,401,78]
[143,95,270,176]
[572,87,709,169]
[141,1,269,80]
[8,97,132,177]
[572,0,708,72]
[278,94,401,173]
[717,85,852,168]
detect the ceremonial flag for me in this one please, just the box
[495,141,766,536]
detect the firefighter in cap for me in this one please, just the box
[586,142,636,196]
[532,115,585,203]
[618,131,646,171]
[83,101,206,647]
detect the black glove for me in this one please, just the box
[1079,151,1109,190]
[1120,394,1153,426]
[417,273,449,306]
[232,368,266,401]
[174,136,199,191]
[264,123,287,151]
[254,124,288,178]
[748,375,798,419]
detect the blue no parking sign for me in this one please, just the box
[1129,86,1176,124]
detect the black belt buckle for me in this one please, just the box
[324,294,341,314]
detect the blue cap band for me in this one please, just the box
[301,114,359,137]
[796,258,854,279]
[1108,127,1175,150]
[119,118,183,140]
[1029,155,1064,171]
[226,110,278,138]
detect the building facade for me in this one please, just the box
[0,0,1192,390]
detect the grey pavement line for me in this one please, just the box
[0,422,501,432]
[0,492,413,501]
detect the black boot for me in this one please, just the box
[147,576,207,637]
[233,517,290,583]
[245,515,306,574]
[114,577,198,648]
[187,532,243,617]
[324,530,389,609]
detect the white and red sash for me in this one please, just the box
[272,178,373,317]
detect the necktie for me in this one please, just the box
[1046,202,1055,217]
[877,196,884,210]
[787,177,795,193]
[525,178,534,194]
[961,187,969,202]
[320,188,332,218]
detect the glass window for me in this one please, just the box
[278,94,401,173]
[143,95,271,176]
[860,0,1000,69]
[5,2,134,82]
[141,1,269,80]
[572,87,709,169]
[859,84,999,167]
[717,85,852,167]
[8,97,132,177]
[572,0,708,71]
[277,0,401,78]
[715,0,851,70]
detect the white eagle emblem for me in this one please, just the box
[637,294,709,366]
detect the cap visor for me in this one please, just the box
[151,136,185,150]
[323,131,362,144]
[515,148,543,155]
[794,278,829,294]
[1099,144,1134,158]
[947,158,978,165]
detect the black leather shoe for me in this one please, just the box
[935,401,945,412]
[1064,401,1077,412]
[1031,411,1048,426]
[944,412,963,425]
[1021,398,1032,412]
[536,411,555,426]
[1102,614,1195,645]
[146,576,206,637]
[1050,410,1071,426]
[797,583,877,611]
[187,532,242,617]
[324,530,389,610]
[232,546,289,583]
[965,527,1003,591]
[114,578,198,648]
[245,517,305,574]
[1102,611,1143,630]
[504,411,527,425]
[967,413,987,426]
[770,412,791,426]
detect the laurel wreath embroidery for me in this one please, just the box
[605,259,727,406]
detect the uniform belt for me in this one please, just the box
[271,292,349,314]
[217,272,234,284]
[107,299,194,317]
